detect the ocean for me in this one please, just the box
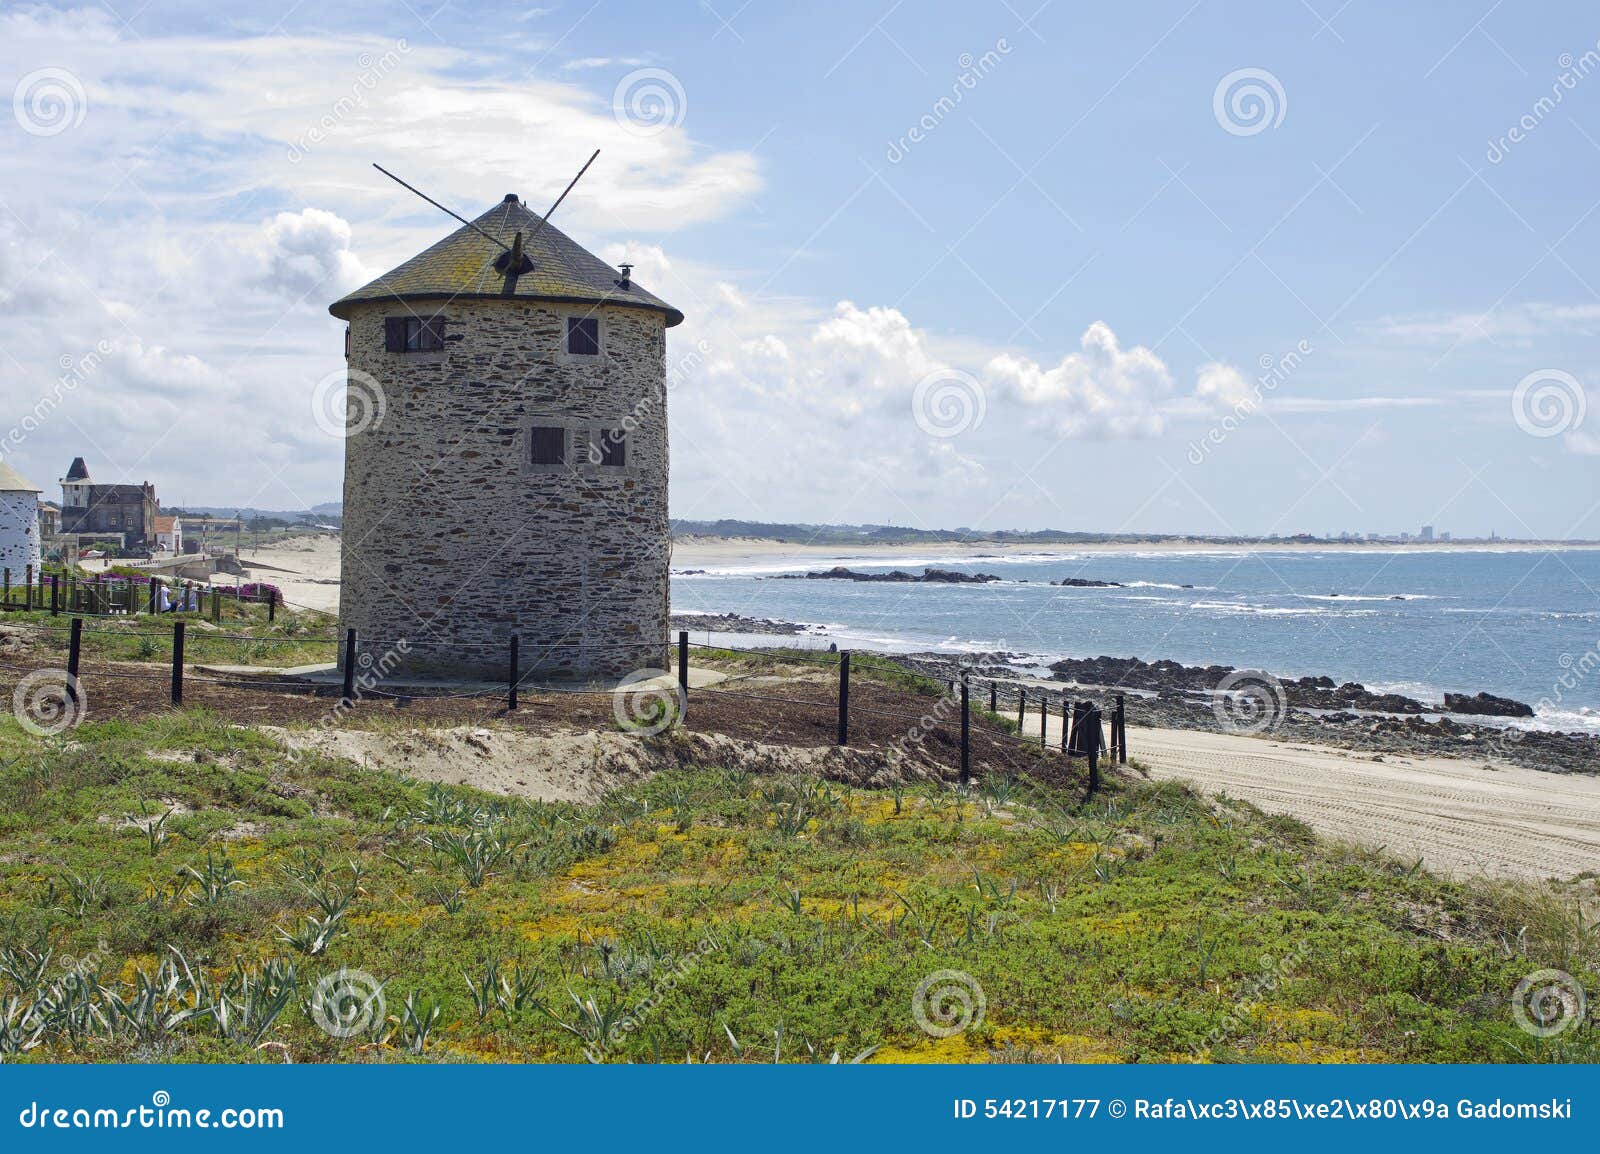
[670,547,1600,737]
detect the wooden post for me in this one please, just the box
[171,622,185,706]
[1060,695,1069,752]
[147,579,157,615]
[66,617,82,705]
[1017,688,1025,731]
[508,634,519,711]
[267,590,276,623]
[4,567,10,607]
[210,587,221,624]
[24,565,32,610]
[989,681,997,713]
[50,576,58,617]
[1068,700,1080,763]
[341,629,357,709]
[1041,700,1047,749]
[836,651,850,747]
[677,630,689,699]
[959,677,970,787]
[1115,694,1127,763]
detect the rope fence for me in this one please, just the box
[0,614,1130,788]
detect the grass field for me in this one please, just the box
[1,703,1594,1064]
[0,602,342,669]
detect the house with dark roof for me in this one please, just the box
[329,192,683,680]
[57,457,159,548]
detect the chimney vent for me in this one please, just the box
[617,263,633,290]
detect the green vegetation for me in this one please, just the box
[0,712,1594,1064]
[0,602,340,668]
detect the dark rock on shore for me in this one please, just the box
[1443,691,1535,718]
[670,613,819,636]
[781,567,1002,584]
[1052,577,1124,587]
[1041,655,1431,714]
[866,650,1596,777]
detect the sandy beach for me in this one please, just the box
[670,535,1600,572]
[239,534,342,613]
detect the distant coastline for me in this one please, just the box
[672,535,1600,569]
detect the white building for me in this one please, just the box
[0,462,44,577]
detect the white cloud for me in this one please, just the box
[983,320,1173,438]
[1195,361,1253,409]
[1372,302,1600,345]
[257,209,370,301]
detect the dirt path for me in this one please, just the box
[1127,725,1600,881]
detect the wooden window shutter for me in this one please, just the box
[384,317,407,352]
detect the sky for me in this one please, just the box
[1,0,1598,539]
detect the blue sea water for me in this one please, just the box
[670,548,1600,736]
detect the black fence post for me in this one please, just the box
[678,630,689,699]
[147,580,157,615]
[66,617,82,705]
[50,576,58,617]
[171,622,185,706]
[836,651,851,747]
[989,681,997,713]
[1060,695,1069,752]
[508,634,519,711]
[3,567,9,607]
[24,565,32,611]
[1115,694,1127,763]
[959,677,970,787]
[1017,688,1026,731]
[342,628,357,709]
[1068,700,1080,763]
[267,591,276,623]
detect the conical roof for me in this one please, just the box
[64,457,89,481]
[0,462,42,492]
[329,195,682,326]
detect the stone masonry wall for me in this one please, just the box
[0,492,42,578]
[339,297,670,681]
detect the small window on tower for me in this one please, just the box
[385,316,448,352]
[529,426,565,466]
[566,315,600,356]
[596,427,626,467]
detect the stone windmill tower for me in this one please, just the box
[329,182,682,681]
[0,462,43,576]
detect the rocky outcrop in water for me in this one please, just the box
[1052,577,1124,587]
[670,613,818,636]
[781,567,1002,584]
[1442,691,1535,718]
